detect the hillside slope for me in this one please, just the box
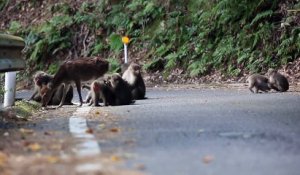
[0,0,299,84]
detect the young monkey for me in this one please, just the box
[267,69,289,92]
[247,74,271,93]
[88,79,115,106]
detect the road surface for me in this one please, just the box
[1,85,300,175]
[96,86,300,175]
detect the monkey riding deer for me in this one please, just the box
[122,63,146,99]
[42,57,109,108]
[247,74,271,93]
[30,71,73,105]
[267,69,289,92]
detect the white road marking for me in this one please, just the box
[69,107,102,172]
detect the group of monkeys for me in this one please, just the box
[247,68,289,93]
[28,57,289,109]
[29,57,146,108]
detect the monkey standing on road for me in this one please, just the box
[247,74,271,93]
[267,69,289,92]
[122,63,146,99]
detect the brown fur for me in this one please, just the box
[267,69,289,92]
[247,74,271,93]
[42,57,109,107]
[30,71,73,105]
[109,74,134,105]
[88,79,115,106]
[122,63,146,99]
[29,71,52,102]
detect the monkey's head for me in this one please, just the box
[109,73,122,88]
[130,63,141,75]
[33,71,46,85]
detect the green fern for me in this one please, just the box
[250,10,273,26]
[109,33,123,52]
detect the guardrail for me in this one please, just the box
[0,34,26,107]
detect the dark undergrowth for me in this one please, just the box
[0,0,299,80]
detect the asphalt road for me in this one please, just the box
[93,87,300,175]
[14,86,300,175]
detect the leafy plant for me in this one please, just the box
[108,33,123,53]
[107,57,121,73]
[9,21,22,34]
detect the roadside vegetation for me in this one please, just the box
[0,0,299,80]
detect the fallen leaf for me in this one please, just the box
[0,151,8,167]
[86,128,94,134]
[19,128,34,135]
[110,128,120,133]
[111,155,121,162]
[28,143,42,151]
[46,156,59,164]
[95,111,100,115]
[202,155,214,164]
[98,123,106,129]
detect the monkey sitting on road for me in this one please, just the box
[109,73,134,105]
[247,74,271,93]
[88,79,115,106]
[29,71,73,105]
[267,69,289,92]
[86,74,134,106]
[29,71,52,102]
[122,63,146,99]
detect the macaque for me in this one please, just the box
[29,71,73,105]
[89,79,115,106]
[29,71,52,102]
[267,69,289,92]
[42,57,109,108]
[120,63,130,75]
[122,63,146,99]
[41,84,73,105]
[109,73,134,105]
[247,74,271,93]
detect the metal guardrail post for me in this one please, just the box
[0,34,25,107]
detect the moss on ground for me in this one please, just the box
[13,100,40,119]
